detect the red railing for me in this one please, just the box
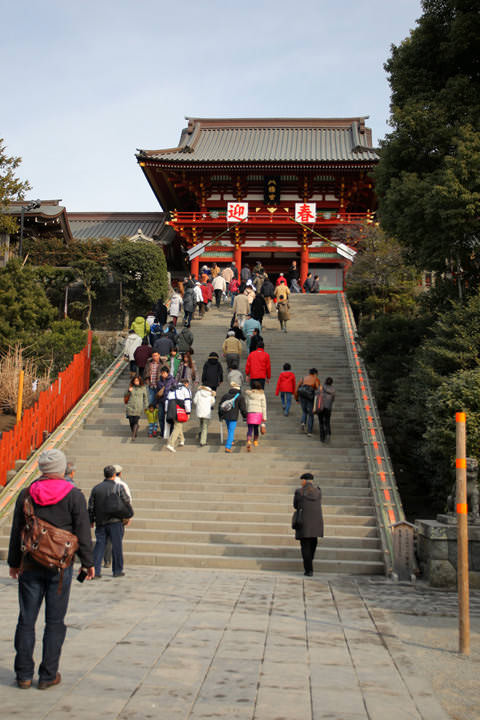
[0,331,92,487]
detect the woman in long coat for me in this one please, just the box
[276,291,290,333]
[125,376,148,441]
[293,473,324,576]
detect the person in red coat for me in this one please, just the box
[245,340,271,389]
[276,273,287,286]
[275,362,296,416]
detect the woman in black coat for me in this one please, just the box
[250,293,268,325]
[201,352,223,391]
[293,473,324,576]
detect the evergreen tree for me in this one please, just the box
[0,139,31,234]
[376,1,480,291]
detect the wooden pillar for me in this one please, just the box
[190,256,199,278]
[300,241,309,291]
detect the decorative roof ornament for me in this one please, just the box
[129,228,153,243]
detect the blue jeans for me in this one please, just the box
[183,311,192,327]
[300,396,314,433]
[14,564,73,683]
[93,522,124,576]
[225,419,237,449]
[148,422,158,435]
[147,386,157,406]
[281,392,292,414]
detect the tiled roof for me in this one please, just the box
[6,200,73,242]
[68,212,173,242]
[141,117,378,164]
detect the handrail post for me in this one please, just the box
[456,411,470,655]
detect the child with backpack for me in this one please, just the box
[275,362,296,416]
[245,381,267,451]
[218,382,247,453]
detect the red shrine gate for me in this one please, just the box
[137,117,378,290]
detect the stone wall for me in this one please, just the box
[416,519,480,588]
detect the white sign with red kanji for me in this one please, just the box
[227,202,248,223]
[295,202,316,223]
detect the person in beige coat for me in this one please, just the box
[244,381,267,451]
[232,291,250,327]
[222,330,243,369]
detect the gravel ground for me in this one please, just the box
[358,578,480,720]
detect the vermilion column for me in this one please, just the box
[300,243,309,290]
[234,242,242,270]
[190,256,199,279]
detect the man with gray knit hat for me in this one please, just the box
[8,448,94,690]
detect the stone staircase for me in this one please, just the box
[0,295,385,574]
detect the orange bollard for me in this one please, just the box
[456,411,470,655]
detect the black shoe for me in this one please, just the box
[113,572,125,577]
[93,574,102,579]
[38,672,61,690]
[304,571,313,577]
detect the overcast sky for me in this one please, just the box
[1,0,422,212]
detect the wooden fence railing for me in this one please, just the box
[0,331,92,486]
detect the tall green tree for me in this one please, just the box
[108,240,169,328]
[0,139,31,234]
[376,1,480,291]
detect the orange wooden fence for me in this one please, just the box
[0,331,92,487]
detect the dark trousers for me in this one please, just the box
[300,396,314,433]
[183,311,192,327]
[14,565,73,683]
[214,288,222,307]
[250,377,265,389]
[318,408,332,441]
[300,537,318,574]
[226,353,240,369]
[94,522,124,576]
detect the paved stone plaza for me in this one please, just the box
[2,567,478,719]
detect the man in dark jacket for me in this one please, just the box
[154,299,168,325]
[201,352,223,391]
[218,381,247,452]
[156,366,176,437]
[88,466,133,579]
[177,326,194,354]
[8,449,94,690]
[133,342,152,379]
[293,473,324,576]
[152,331,174,357]
[182,284,195,327]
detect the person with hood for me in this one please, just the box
[168,290,182,326]
[130,316,150,341]
[222,329,242,369]
[201,352,223,391]
[250,292,268,326]
[165,378,192,453]
[125,376,148,440]
[123,329,142,377]
[245,339,271,389]
[193,385,216,446]
[8,449,94,690]
[244,281,256,306]
[293,473,324,576]
[177,326,194,354]
[317,376,336,443]
[244,380,267,451]
[275,286,290,333]
[218,381,247,453]
[275,362,296,416]
[182,283,196,328]
[88,465,133,579]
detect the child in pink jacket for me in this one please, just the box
[275,363,296,416]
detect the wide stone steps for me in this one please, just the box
[0,294,386,575]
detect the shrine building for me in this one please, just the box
[137,117,378,291]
